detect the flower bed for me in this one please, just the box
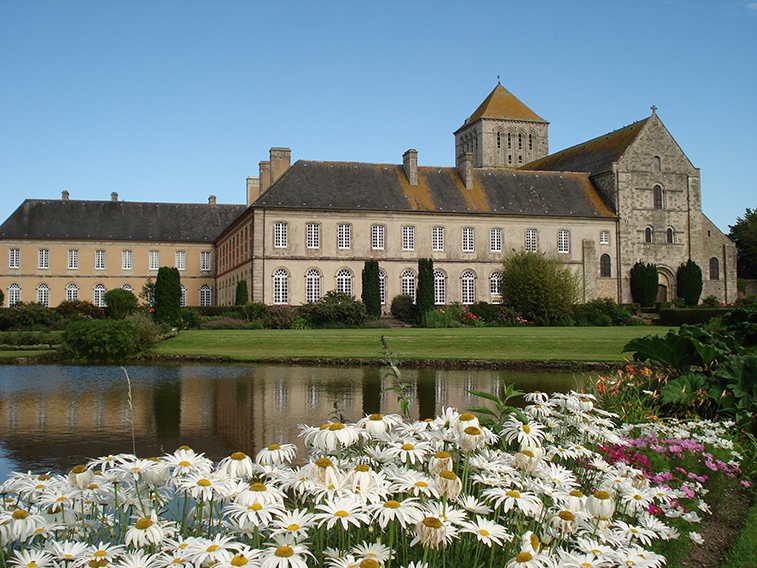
[0,390,747,568]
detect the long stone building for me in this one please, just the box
[0,84,738,309]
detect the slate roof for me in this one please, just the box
[521,118,648,176]
[0,199,246,242]
[255,161,616,219]
[461,83,547,126]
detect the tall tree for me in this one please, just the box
[235,280,249,305]
[630,262,659,308]
[361,260,381,318]
[153,267,182,325]
[729,208,757,279]
[416,258,435,318]
[677,259,703,306]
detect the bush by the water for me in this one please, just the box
[574,298,641,326]
[56,300,104,319]
[0,330,58,347]
[390,294,417,323]
[297,290,368,328]
[153,266,182,326]
[104,288,139,319]
[0,302,62,331]
[60,318,157,361]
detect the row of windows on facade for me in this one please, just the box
[274,224,613,254]
[8,249,213,272]
[5,283,213,308]
[644,227,679,244]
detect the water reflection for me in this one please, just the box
[0,364,586,477]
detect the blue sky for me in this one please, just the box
[1,1,755,233]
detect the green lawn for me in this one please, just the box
[153,326,672,362]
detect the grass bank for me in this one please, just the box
[153,326,672,363]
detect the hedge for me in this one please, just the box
[657,308,732,326]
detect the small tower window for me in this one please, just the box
[497,132,501,148]
[507,133,512,148]
[653,185,663,210]
[645,227,653,243]
[666,228,674,244]
[709,257,720,280]
[518,133,523,150]
[653,156,661,171]
[600,254,611,278]
[528,133,533,151]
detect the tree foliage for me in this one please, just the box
[297,290,368,327]
[630,262,659,308]
[416,258,435,318]
[361,260,381,318]
[235,280,249,306]
[500,250,579,326]
[153,267,182,325]
[729,207,757,279]
[104,288,138,319]
[676,259,703,306]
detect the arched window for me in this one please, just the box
[507,132,512,149]
[653,185,663,210]
[336,268,353,295]
[93,284,106,308]
[666,228,674,244]
[8,283,20,306]
[490,272,502,300]
[645,227,653,243]
[66,283,78,302]
[306,269,322,303]
[600,254,612,278]
[496,131,501,148]
[180,284,187,307]
[36,283,49,307]
[273,268,289,304]
[199,285,212,307]
[401,269,416,299]
[653,156,661,171]
[461,270,476,305]
[528,133,533,151]
[709,257,720,280]
[122,284,133,292]
[378,270,386,305]
[434,270,446,305]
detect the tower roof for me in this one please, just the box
[463,83,547,125]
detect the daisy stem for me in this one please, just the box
[387,521,395,568]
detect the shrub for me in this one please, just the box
[421,308,458,328]
[104,288,138,319]
[199,317,253,330]
[416,258,434,319]
[500,250,579,326]
[60,319,147,361]
[361,260,381,319]
[126,311,168,351]
[0,289,3,307]
[153,267,182,325]
[0,330,57,347]
[390,294,417,323]
[487,305,533,326]
[0,302,61,331]
[264,305,298,329]
[238,302,268,321]
[297,291,368,328]
[630,261,658,308]
[574,298,634,326]
[56,300,103,319]
[701,295,720,308]
[677,259,703,306]
[235,280,249,305]
[468,302,499,323]
[195,306,232,317]
[658,308,731,326]
[178,308,199,330]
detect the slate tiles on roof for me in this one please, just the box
[0,200,246,242]
[521,118,648,175]
[256,161,616,219]
[463,84,547,125]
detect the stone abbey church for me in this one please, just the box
[0,84,737,310]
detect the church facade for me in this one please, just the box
[1,85,738,309]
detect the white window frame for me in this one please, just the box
[432,227,445,252]
[306,223,320,249]
[599,231,610,245]
[199,285,212,307]
[490,228,502,252]
[378,270,386,305]
[557,230,570,254]
[95,250,106,270]
[306,269,322,303]
[122,250,133,270]
[8,283,20,306]
[122,284,133,292]
[462,227,475,252]
[372,225,385,250]
[68,249,79,270]
[149,250,160,270]
[175,250,186,271]
[200,251,211,271]
[9,248,20,269]
[66,283,78,302]
[490,272,502,298]
[401,269,416,299]
[402,226,415,251]
[37,283,49,306]
[337,224,351,249]
[274,222,288,248]
[336,268,353,295]
[525,229,539,252]
[38,249,49,269]
[461,271,476,305]
[93,284,106,308]
[180,284,187,307]
[273,269,289,305]
[434,270,446,305]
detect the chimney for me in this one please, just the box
[259,161,271,193]
[403,149,418,186]
[458,151,474,190]
[246,176,260,205]
[61,190,69,201]
[270,147,291,184]
[208,195,217,207]
[111,192,118,202]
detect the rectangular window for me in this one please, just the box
[306,223,320,249]
[68,249,79,269]
[274,222,288,248]
[599,231,610,245]
[432,227,445,251]
[9,248,20,269]
[372,225,385,250]
[122,250,133,270]
[402,226,415,251]
[462,227,475,252]
[175,250,186,271]
[200,251,211,271]
[95,250,106,270]
[149,250,160,270]
[490,228,502,252]
[338,224,351,249]
[525,229,538,252]
[557,230,570,254]
[38,249,49,269]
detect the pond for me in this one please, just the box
[0,364,589,478]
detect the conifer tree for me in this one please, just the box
[417,258,435,318]
[677,259,703,306]
[235,280,249,305]
[153,266,182,325]
[630,262,659,308]
[361,260,381,318]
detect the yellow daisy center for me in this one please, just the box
[459,413,475,421]
[249,503,263,511]
[197,479,211,487]
[275,546,294,558]
[594,490,611,500]
[71,465,87,474]
[335,510,349,517]
[287,523,300,531]
[464,426,481,435]
[439,471,457,480]
[355,464,370,472]
[516,552,533,563]
[384,500,401,509]
[135,518,153,530]
[315,458,334,468]
[178,461,192,467]
[558,511,575,521]
[11,510,29,519]
[479,528,490,536]
[329,423,345,431]
[231,556,248,567]
[231,452,247,460]
[400,443,415,451]
[268,444,281,451]
[250,482,267,491]
[434,451,451,459]
[422,517,442,528]
[369,414,384,420]
[506,490,521,498]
